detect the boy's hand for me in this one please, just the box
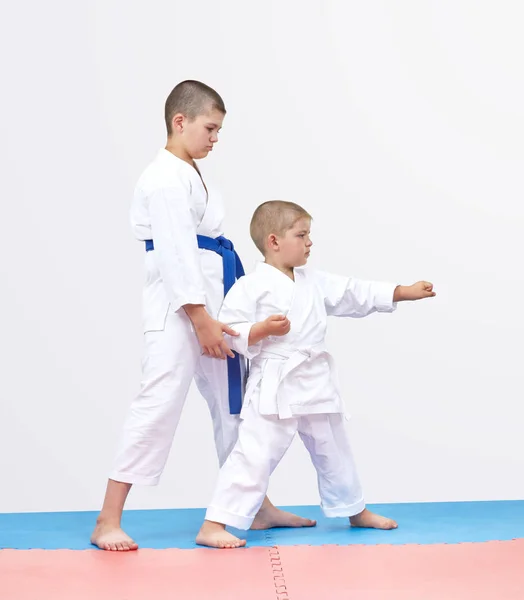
[194,317,239,359]
[248,315,291,346]
[264,314,291,336]
[394,281,436,302]
[183,305,238,359]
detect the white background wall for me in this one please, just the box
[1,0,523,513]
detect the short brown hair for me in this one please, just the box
[165,80,226,135]
[250,201,312,255]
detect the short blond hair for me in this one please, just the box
[250,201,312,255]
[165,80,226,135]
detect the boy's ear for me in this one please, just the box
[267,234,278,251]
[172,113,184,133]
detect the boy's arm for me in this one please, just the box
[218,281,261,359]
[317,271,435,318]
[149,185,237,360]
[218,282,291,359]
[148,184,206,312]
[317,270,398,318]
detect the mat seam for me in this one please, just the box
[1,536,523,552]
[264,530,290,600]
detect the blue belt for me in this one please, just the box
[145,236,245,415]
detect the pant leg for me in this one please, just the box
[109,310,200,485]
[194,254,247,467]
[205,402,297,529]
[194,354,244,466]
[297,414,365,518]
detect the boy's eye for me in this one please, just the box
[206,127,214,132]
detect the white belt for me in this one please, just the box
[256,342,339,419]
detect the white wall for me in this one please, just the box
[1,0,523,513]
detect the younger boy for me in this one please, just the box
[196,200,435,548]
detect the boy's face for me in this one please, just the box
[179,107,224,159]
[276,217,313,268]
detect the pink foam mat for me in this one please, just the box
[0,547,275,600]
[1,540,523,599]
[278,539,524,599]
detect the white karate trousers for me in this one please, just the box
[110,309,240,485]
[205,398,365,529]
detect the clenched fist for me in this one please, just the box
[263,314,291,337]
[248,314,291,346]
[394,281,436,302]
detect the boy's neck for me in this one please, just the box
[165,139,194,167]
[264,258,295,281]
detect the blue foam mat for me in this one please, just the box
[1,501,523,550]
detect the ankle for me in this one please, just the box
[204,520,226,530]
[95,514,121,528]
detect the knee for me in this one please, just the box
[227,446,272,481]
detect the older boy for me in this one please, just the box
[91,86,313,551]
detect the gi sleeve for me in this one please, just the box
[218,279,263,360]
[148,185,207,313]
[315,270,398,318]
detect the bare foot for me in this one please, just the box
[90,521,138,551]
[196,520,246,549]
[350,508,398,530]
[250,504,316,530]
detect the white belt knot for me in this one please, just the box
[256,342,336,419]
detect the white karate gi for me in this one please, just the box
[110,149,240,486]
[205,262,397,529]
